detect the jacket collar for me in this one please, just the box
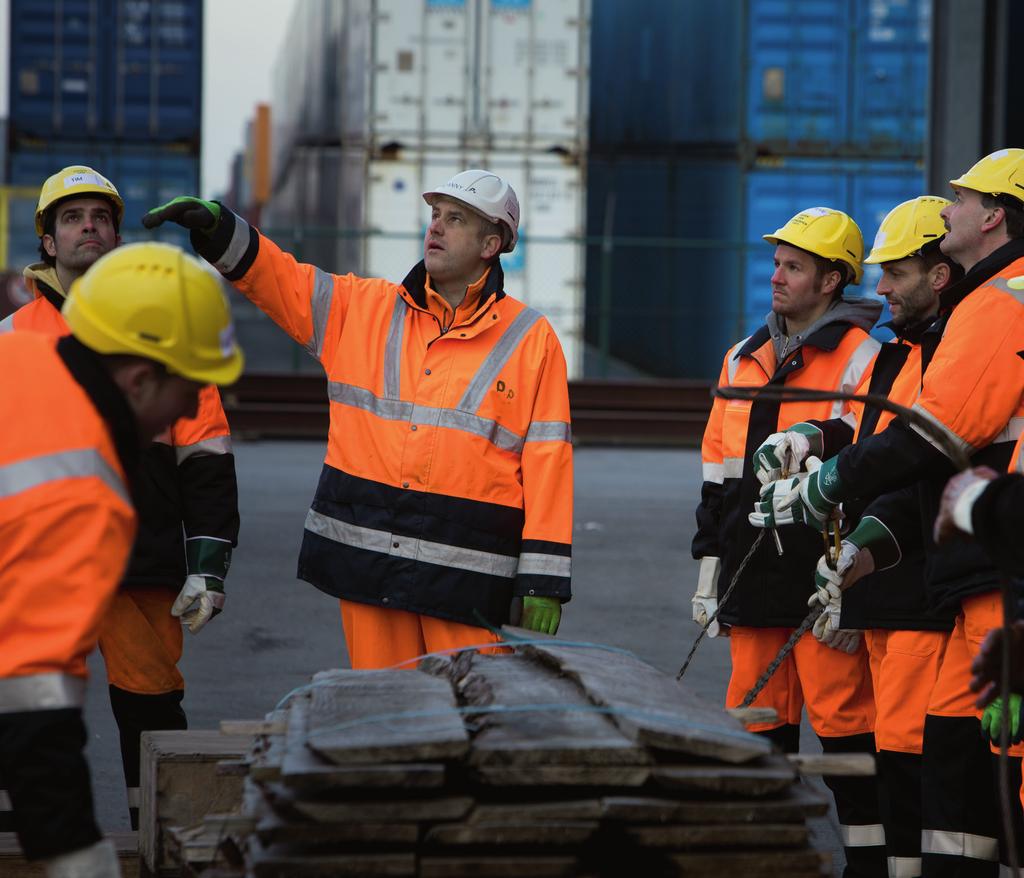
[23,263,66,311]
[939,238,1024,314]
[399,259,507,311]
[57,336,142,498]
[737,318,856,359]
[883,312,940,345]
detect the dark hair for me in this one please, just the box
[809,252,852,299]
[920,239,965,283]
[980,193,1024,239]
[37,195,121,266]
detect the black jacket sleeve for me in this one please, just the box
[971,473,1024,577]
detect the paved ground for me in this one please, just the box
[81,441,844,872]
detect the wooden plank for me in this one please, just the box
[788,752,877,776]
[244,709,289,783]
[280,696,445,790]
[467,799,603,823]
[419,856,580,878]
[665,849,828,876]
[726,707,778,725]
[452,653,649,767]
[423,820,599,846]
[623,822,809,848]
[301,670,469,765]
[474,764,650,787]
[139,730,249,874]
[264,784,474,823]
[650,758,796,797]
[255,813,419,847]
[248,840,416,877]
[220,719,286,736]
[516,638,771,764]
[0,833,139,878]
[601,783,829,823]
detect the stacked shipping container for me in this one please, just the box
[260,0,590,376]
[4,0,203,271]
[586,0,932,379]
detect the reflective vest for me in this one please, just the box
[0,334,137,712]
[1,264,238,588]
[194,208,573,627]
[694,315,879,627]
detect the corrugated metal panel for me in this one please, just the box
[5,144,198,270]
[9,0,202,144]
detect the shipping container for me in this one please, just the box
[5,143,198,270]
[271,0,589,186]
[9,0,203,144]
[584,155,927,379]
[589,0,929,157]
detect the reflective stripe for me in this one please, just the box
[458,308,543,413]
[841,410,858,431]
[525,421,571,444]
[305,508,519,578]
[841,823,887,847]
[702,461,724,484]
[303,267,335,360]
[126,787,141,808]
[0,447,128,506]
[888,856,921,878]
[383,296,408,399]
[921,829,999,860]
[0,314,14,334]
[174,435,233,464]
[723,457,744,479]
[909,402,974,460]
[214,213,253,276]
[991,277,1024,304]
[328,381,527,454]
[0,791,10,810]
[0,673,86,712]
[829,336,881,420]
[725,338,747,385]
[517,552,571,578]
[994,416,1024,446]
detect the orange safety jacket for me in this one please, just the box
[192,206,573,627]
[1,263,239,589]
[835,241,1024,609]
[0,333,138,712]
[693,299,880,627]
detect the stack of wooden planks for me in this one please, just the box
[199,638,831,877]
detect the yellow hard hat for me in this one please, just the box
[35,165,125,236]
[864,196,951,264]
[64,243,244,386]
[950,148,1024,203]
[764,207,865,284]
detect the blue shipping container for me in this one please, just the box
[590,0,929,156]
[9,0,203,143]
[6,144,198,270]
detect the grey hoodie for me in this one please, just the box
[766,295,883,362]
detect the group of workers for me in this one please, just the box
[693,147,1024,878]
[0,165,572,877]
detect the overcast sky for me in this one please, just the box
[0,0,297,198]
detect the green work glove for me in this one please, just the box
[752,422,824,486]
[980,694,1024,745]
[750,455,842,529]
[521,596,562,635]
[142,196,221,233]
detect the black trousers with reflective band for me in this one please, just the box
[876,750,924,870]
[0,708,101,860]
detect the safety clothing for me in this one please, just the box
[0,332,140,861]
[41,838,120,878]
[521,596,561,635]
[810,539,860,644]
[694,296,880,628]
[422,169,520,253]
[751,421,821,485]
[763,207,865,284]
[171,575,221,634]
[950,147,1024,201]
[64,242,244,386]
[161,202,572,637]
[691,555,721,638]
[0,265,68,335]
[142,196,221,233]
[35,165,123,236]
[981,694,1024,746]
[750,456,833,527]
[863,196,951,264]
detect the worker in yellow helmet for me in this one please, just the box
[0,243,242,878]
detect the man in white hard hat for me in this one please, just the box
[144,170,573,668]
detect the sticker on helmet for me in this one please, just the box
[63,172,113,191]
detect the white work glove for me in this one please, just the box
[171,574,225,634]
[692,556,723,638]
[808,540,861,653]
[43,838,121,878]
[752,422,822,486]
[750,456,840,529]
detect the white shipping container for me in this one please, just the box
[339,149,586,378]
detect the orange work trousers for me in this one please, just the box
[97,587,184,694]
[340,600,504,670]
[865,628,949,754]
[726,625,875,736]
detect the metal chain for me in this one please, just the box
[739,603,825,708]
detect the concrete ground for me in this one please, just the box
[82,442,844,873]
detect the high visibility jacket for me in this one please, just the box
[192,207,573,627]
[693,301,879,627]
[1,263,239,589]
[836,241,1024,610]
[0,333,138,712]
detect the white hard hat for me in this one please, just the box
[423,169,520,253]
